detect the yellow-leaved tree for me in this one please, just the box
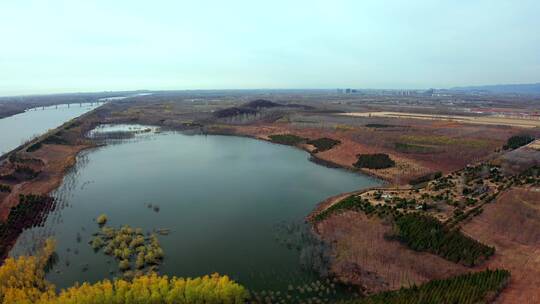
[0,239,249,304]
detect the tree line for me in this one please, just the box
[394,213,495,266]
[342,269,510,304]
[0,240,249,304]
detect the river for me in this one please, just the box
[0,103,101,155]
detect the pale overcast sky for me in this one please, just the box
[1,0,539,95]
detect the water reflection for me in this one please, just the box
[0,102,101,154]
[9,126,380,302]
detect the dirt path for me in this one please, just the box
[341,112,540,128]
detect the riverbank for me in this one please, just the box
[204,124,396,184]
[0,99,531,302]
[0,109,104,258]
[0,144,94,220]
[0,105,105,220]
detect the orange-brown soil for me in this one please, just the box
[223,119,520,184]
[315,211,468,294]
[0,143,91,221]
[342,112,540,129]
[462,187,540,304]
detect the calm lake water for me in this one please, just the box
[10,128,379,296]
[0,103,100,155]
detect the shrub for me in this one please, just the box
[96,214,108,225]
[243,99,281,108]
[14,165,40,178]
[409,171,442,186]
[90,222,165,274]
[43,133,68,145]
[503,134,534,150]
[394,213,495,266]
[365,124,395,128]
[354,153,395,169]
[342,269,510,304]
[0,244,249,304]
[268,134,306,145]
[312,195,393,222]
[0,184,11,193]
[26,142,43,152]
[214,107,257,118]
[307,137,341,152]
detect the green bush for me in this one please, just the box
[268,134,306,145]
[342,269,510,304]
[307,137,341,152]
[0,184,11,193]
[314,195,371,222]
[503,134,534,150]
[394,213,495,266]
[26,142,43,152]
[409,171,442,186]
[354,153,395,169]
[43,133,68,145]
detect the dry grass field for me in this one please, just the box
[462,187,540,303]
[341,112,540,128]
[316,211,468,294]
[229,115,529,184]
[0,144,90,220]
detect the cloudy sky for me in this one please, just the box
[1,0,539,95]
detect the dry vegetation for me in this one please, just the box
[341,112,540,129]
[316,211,467,294]
[462,188,540,304]
[226,116,529,184]
[1,91,540,302]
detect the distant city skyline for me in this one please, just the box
[1,0,539,96]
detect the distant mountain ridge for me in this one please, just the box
[451,83,540,94]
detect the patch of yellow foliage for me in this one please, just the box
[399,135,490,148]
[335,124,355,131]
[0,239,249,304]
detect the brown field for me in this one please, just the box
[341,112,540,128]
[87,93,538,185]
[498,145,540,175]
[316,211,468,294]
[226,116,526,184]
[0,144,89,220]
[528,139,540,150]
[462,187,540,303]
[1,93,539,301]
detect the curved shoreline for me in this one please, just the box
[0,120,386,226]
[205,128,390,183]
[0,120,386,297]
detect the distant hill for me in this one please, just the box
[243,99,282,109]
[213,99,314,119]
[451,83,540,95]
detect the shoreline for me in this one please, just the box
[0,120,396,297]
[0,120,391,225]
[204,127,392,184]
[1,119,522,300]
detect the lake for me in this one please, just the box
[0,103,101,155]
[10,127,380,300]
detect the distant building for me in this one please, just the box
[424,88,434,96]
